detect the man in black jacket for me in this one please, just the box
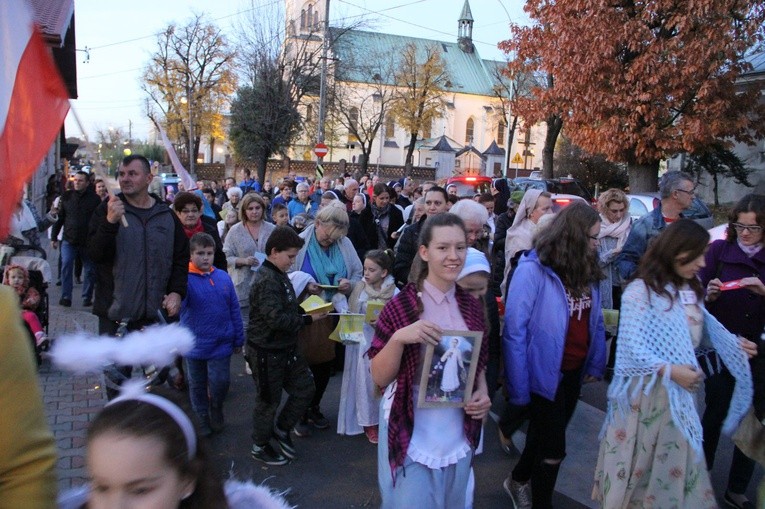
[51,171,102,307]
[392,186,449,286]
[87,155,189,335]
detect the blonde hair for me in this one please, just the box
[315,201,349,235]
[238,193,266,223]
[597,188,628,215]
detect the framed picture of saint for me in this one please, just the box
[417,330,482,408]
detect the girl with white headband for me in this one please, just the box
[53,326,292,509]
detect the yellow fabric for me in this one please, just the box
[0,286,57,508]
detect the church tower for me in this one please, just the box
[457,0,474,54]
[285,0,326,38]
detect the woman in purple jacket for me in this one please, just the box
[698,193,765,509]
[502,202,606,509]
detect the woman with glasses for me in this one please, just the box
[698,193,765,509]
[292,201,363,435]
[503,202,606,508]
[172,192,226,271]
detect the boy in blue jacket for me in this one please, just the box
[181,232,244,436]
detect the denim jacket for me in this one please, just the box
[502,250,606,405]
[616,205,667,282]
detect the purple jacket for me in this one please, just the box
[699,239,765,341]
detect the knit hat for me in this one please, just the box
[458,248,490,280]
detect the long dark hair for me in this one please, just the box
[726,194,765,244]
[410,213,467,313]
[635,219,708,304]
[87,389,226,509]
[534,202,603,297]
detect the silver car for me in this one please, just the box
[626,193,714,230]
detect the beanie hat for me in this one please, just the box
[458,248,490,280]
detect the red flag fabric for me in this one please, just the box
[0,0,70,239]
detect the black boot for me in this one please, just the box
[210,405,224,433]
[530,460,561,509]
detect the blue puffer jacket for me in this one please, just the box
[503,250,606,405]
[181,266,244,359]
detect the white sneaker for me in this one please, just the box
[503,477,532,509]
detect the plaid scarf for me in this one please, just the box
[368,283,489,482]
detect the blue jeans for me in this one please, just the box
[61,241,94,301]
[184,356,232,422]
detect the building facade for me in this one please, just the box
[283,0,545,177]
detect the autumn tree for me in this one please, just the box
[142,14,237,171]
[389,43,449,168]
[499,0,765,192]
[683,144,754,207]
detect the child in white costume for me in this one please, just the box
[338,249,398,443]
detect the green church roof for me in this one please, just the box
[330,28,498,97]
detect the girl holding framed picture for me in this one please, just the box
[368,213,490,508]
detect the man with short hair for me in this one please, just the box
[616,171,695,281]
[88,154,189,335]
[239,168,261,194]
[393,186,450,286]
[340,178,360,213]
[51,171,102,307]
[310,177,331,209]
[288,182,316,219]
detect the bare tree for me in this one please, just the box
[329,51,397,174]
[230,0,364,182]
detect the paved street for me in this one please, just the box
[39,244,762,507]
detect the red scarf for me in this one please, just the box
[183,219,205,238]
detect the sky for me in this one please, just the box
[65,0,528,142]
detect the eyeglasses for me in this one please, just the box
[732,223,763,234]
[675,188,695,196]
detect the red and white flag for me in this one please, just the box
[0,0,70,239]
[156,122,197,191]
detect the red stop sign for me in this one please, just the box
[314,142,328,158]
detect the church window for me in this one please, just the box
[306,104,313,123]
[465,117,474,143]
[497,121,505,145]
[300,9,306,30]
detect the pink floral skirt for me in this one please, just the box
[592,380,716,508]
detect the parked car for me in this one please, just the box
[161,172,180,195]
[626,193,714,230]
[512,176,593,211]
[446,175,492,198]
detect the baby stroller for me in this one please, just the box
[1,244,52,365]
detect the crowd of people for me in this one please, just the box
[1,157,764,508]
